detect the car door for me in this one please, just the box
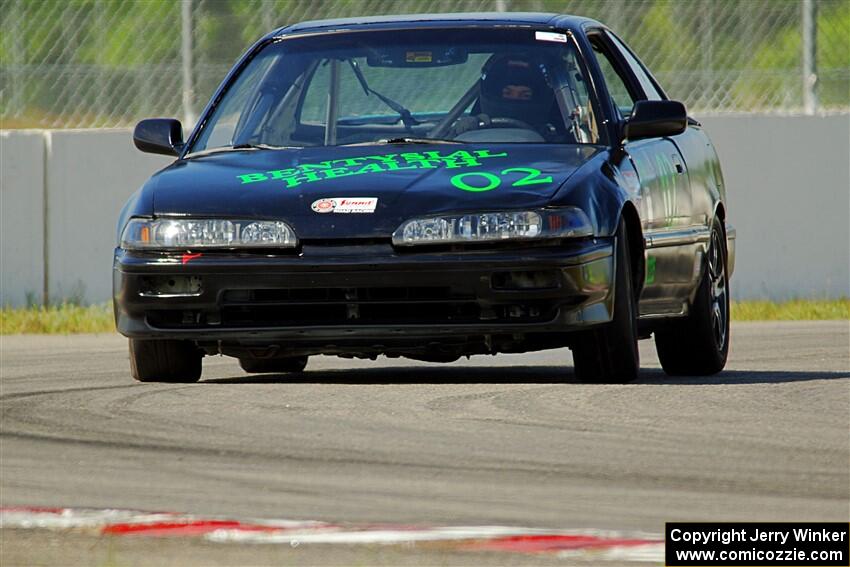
[605,31,719,238]
[587,30,696,316]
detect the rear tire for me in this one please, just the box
[239,356,308,374]
[571,219,639,383]
[655,219,729,375]
[129,339,202,383]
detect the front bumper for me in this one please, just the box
[113,239,615,353]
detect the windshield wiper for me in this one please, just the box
[230,143,290,150]
[347,59,420,130]
[340,137,464,147]
[384,137,463,144]
[184,143,299,158]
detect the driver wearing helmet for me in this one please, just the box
[451,53,560,140]
[480,55,556,129]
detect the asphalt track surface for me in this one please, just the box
[1,321,848,564]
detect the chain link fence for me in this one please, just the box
[1,0,848,129]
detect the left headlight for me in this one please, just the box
[392,208,592,247]
[120,218,298,250]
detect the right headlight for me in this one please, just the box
[120,218,298,250]
[391,207,592,246]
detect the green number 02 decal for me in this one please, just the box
[449,171,501,192]
[500,167,553,187]
[450,168,553,192]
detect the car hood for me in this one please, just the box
[151,143,598,240]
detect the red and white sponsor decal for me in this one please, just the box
[311,197,378,214]
[0,506,663,562]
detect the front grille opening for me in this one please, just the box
[146,286,561,329]
[219,301,486,327]
[491,270,560,290]
[139,275,202,297]
[219,286,485,326]
[222,287,470,305]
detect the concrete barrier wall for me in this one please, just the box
[701,115,850,300]
[1,116,848,306]
[1,129,170,307]
[44,130,171,303]
[1,131,45,307]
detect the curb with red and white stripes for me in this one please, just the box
[0,506,664,562]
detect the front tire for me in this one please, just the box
[571,219,640,383]
[129,339,202,383]
[655,219,729,375]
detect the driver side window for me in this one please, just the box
[590,37,636,118]
[607,32,664,102]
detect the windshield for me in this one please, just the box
[190,28,601,154]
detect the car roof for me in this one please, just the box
[272,12,600,37]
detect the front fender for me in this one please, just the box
[550,150,629,237]
[115,179,156,244]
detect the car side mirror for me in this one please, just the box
[133,118,184,156]
[623,100,687,141]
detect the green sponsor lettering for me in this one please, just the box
[235,148,513,189]
[645,256,656,284]
[323,167,355,179]
[364,154,402,164]
[280,170,322,188]
[474,149,508,158]
[445,150,476,161]
[446,150,491,168]
[404,159,441,169]
[332,156,370,167]
[299,160,335,172]
[654,154,677,227]
[238,172,269,184]
[267,168,298,179]
[383,161,419,171]
[354,163,386,175]
[442,156,481,168]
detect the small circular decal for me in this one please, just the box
[311,198,335,213]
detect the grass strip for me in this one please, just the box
[731,298,849,322]
[1,303,114,334]
[1,299,847,334]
